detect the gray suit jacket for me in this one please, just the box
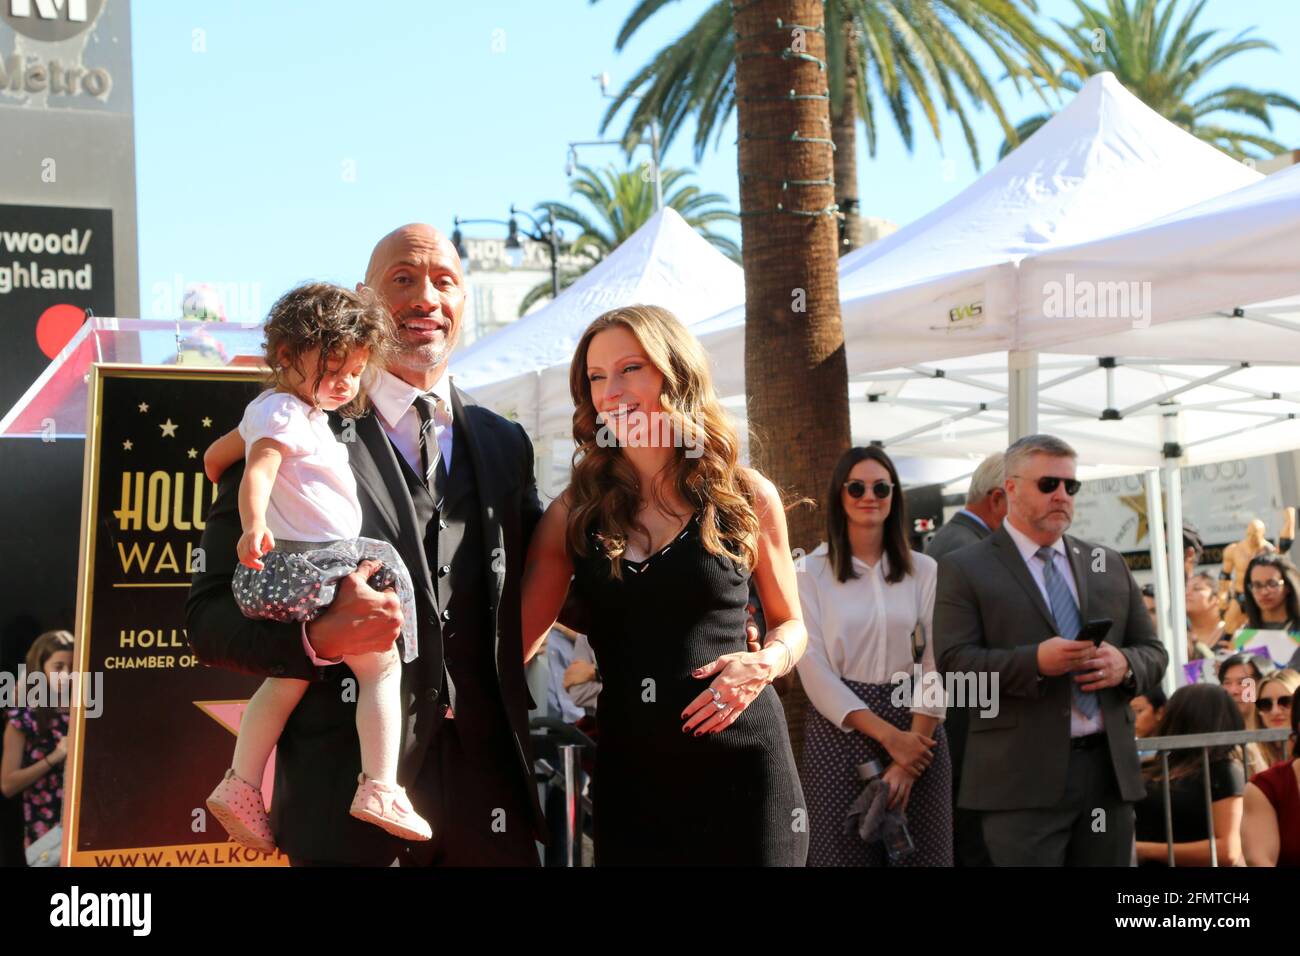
[934,525,1168,811]
[926,510,991,562]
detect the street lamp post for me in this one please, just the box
[508,205,560,299]
[451,207,562,299]
[567,72,663,211]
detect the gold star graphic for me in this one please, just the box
[138,402,149,413]
[1120,493,1149,544]
[202,417,213,428]
[187,448,198,459]
[159,418,178,438]
[122,439,133,451]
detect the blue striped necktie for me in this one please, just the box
[1036,545,1099,720]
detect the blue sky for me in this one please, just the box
[131,0,1300,321]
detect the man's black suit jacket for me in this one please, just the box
[185,384,546,864]
[934,525,1168,812]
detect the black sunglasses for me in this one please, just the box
[1012,474,1082,496]
[845,479,893,500]
[1257,695,1293,714]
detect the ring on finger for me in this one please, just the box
[709,687,722,702]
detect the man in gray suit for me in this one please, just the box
[935,435,1167,866]
[926,453,1006,563]
[926,452,1005,866]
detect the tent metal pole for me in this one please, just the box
[1162,407,1188,691]
[1008,350,1039,441]
[1117,365,1242,418]
[1130,364,1287,402]
[1144,469,1176,697]
[531,371,550,497]
[878,404,989,445]
[1182,413,1297,451]
[1164,467,1188,689]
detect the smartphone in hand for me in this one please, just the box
[1076,618,1113,646]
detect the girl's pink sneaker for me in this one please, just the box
[206,769,276,854]
[349,773,432,842]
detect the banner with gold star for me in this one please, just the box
[63,363,290,866]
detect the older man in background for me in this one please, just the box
[926,452,1005,867]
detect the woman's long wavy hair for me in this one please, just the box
[564,305,758,580]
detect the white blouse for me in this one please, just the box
[795,542,945,730]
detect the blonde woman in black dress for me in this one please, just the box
[522,305,808,865]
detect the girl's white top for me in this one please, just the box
[795,543,945,728]
[238,390,362,542]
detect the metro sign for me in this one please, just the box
[5,0,104,42]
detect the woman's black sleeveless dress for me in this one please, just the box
[571,514,808,866]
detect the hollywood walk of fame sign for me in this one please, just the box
[64,363,289,866]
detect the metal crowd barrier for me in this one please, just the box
[1136,727,1292,866]
[530,717,596,867]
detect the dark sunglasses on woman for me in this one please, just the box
[1257,695,1293,714]
[844,479,893,500]
[1012,475,1082,496]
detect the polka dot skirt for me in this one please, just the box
[800,679,953,867]
[231,536,420,662]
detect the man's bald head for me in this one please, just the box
[364,223,461,289]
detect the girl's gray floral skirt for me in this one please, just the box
[232,537,419,662]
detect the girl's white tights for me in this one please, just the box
[231,645,402,787]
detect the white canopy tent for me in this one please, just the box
[463,72,1261,453]
[1018,161,1300,355]
[450,206,744,437]
[692,72,1262,398]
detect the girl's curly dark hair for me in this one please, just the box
[262,282,393,417]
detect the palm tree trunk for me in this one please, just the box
[832,19,864,255]
[733,0,851,760]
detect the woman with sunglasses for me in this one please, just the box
[1255,670,1298,769]
[1242,668,1300,866]
[796,446,952,866]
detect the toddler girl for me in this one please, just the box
[203,282,431,853]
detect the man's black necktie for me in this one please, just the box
[414,394,449,509]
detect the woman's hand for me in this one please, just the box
[881,762,914,811]
[882,726,935,778]
[47,737,67,769]
[237,525,275,570]
[682,649,779,735]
